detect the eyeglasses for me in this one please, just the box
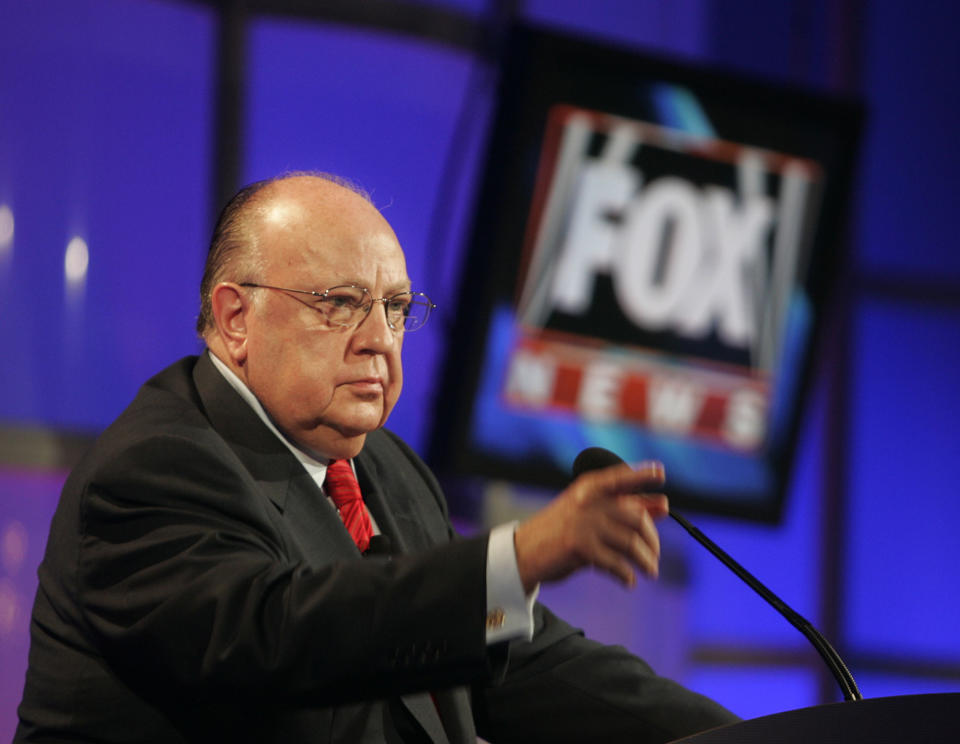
[239,282,435,332]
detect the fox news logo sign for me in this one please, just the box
[504,106,822,451]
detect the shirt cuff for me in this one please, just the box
[485,521,539,644]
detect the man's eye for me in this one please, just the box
[387,298,411,315]
[323,294,361,310]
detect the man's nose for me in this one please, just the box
[352,299,399,351]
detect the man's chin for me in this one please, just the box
[299,429,368,462]
[340,404,389,434]
[308,413,387,459]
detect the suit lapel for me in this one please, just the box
[192,354,358,561]
[192,353,297,511]
[354,449,411,555]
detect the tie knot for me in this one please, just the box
[324,459,373,553]
[325,459,362,509]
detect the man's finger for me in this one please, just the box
[611,494,668,541]
[642,493,670,519]
[601,515,661,579]
[588,539,639,588]
[575,462,666,504]
[631,460,666,483]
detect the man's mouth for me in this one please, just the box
[343,378,384,394]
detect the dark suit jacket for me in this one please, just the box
[15,355,736,743]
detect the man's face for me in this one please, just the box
[240,180,408,460]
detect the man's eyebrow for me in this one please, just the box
[386,279,413,294]
[322,276,413,294]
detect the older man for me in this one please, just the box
[16,173,736,743]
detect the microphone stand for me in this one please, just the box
[572,447,862,702]
[669,511,862,701]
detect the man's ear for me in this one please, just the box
[210,282,250,364]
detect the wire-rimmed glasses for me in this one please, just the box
[239,282,435,332]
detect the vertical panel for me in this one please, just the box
[846,301,960,662]
[0,0,214,430]
[857,1,960,277]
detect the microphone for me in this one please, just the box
[572,446,862,702]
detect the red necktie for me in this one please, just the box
[325,459,374,553]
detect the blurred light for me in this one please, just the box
[0,204,13,249]
[64,236,89,283]
[1,521,28,576]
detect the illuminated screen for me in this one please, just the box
[432,26,860,520]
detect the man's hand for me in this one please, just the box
[513,462,669,594]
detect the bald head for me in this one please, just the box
[197,172,373,337]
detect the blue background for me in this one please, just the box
[1,0,958,737]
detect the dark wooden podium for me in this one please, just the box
[669,693,959,743]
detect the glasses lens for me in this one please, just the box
[319,286,368,327]
[386,292,432,331]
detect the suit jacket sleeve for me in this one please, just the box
[473,602,738,743]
